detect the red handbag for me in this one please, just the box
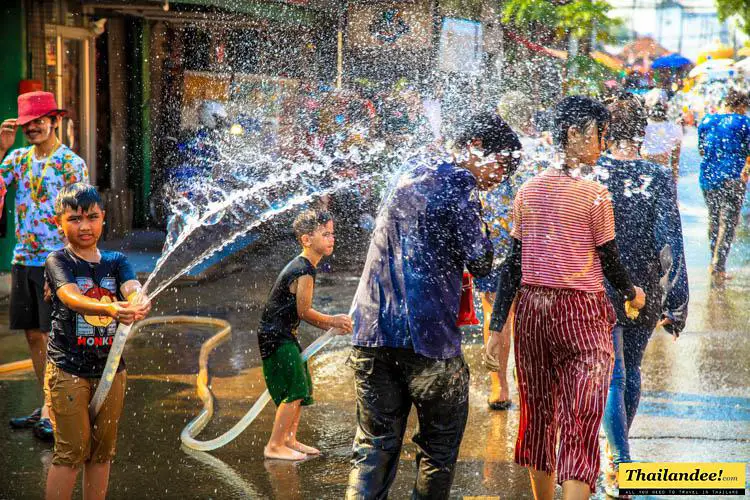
[457,272,480,326]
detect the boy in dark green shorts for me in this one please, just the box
[258,210,352,460]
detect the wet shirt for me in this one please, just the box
[698,113,750,191]
[512,167,615,292]
[643,121,682,156]
[0,144,88,266]
[593,157,689,331]
[45,248,136,378]
[351,155,493,360]
[257,256,317,359]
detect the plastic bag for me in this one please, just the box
[457,272,480,326]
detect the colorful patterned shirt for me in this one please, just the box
[0,144,88,266]
[478,159,548,267]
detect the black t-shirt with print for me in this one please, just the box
[257,255,317,359]
[45,248,137,378]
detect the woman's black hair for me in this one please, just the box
[456,112,523,175]
[724,89,749,110]
[605,92,647,143]
[553,96,610,150]
[647,102,667,121]
[55,183,103,217]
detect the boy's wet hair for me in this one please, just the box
[605,92,647,142]
[456,112,523,175]
[55,183,104,217]
[293,210,332,242]
[724,89,749,109]
[553,96,610,149]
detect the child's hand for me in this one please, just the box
[107,302,136,325]
[108,301,151,325]
[629,286,646,310]
[132,299,152,322]
[43,281,53,303]
[126,291,152,322]
[331,314,353,334]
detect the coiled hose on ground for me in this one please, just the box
[89,315,335,451]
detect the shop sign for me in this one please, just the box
[348,1,431,50]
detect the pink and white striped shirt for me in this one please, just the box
[510,167,616,293]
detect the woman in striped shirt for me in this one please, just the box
[486,96,646,500]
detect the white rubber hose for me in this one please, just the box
[181,329,335,451]
[89,322,133,420]
[88,314,336,451]
[90,316,231,420]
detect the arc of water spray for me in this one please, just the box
[89,171,377,420]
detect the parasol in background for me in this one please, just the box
[652,53,692,69]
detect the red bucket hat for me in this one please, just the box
[16,91,65,126]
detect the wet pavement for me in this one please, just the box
[0,130,748,499]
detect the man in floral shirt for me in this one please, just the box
[0,91,88,441]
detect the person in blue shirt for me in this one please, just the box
[596,93,689,498]
[345,113,521,500]
[698,89,750,284]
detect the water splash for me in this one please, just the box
[144,138,426,303]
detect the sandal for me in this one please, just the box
[488,400,512,411]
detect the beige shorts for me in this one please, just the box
[43,362,127,466]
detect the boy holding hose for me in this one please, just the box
[258,209,352,460]
[43,183,150,500]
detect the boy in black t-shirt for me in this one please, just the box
[43,183,150,499]
[259,210,352,460]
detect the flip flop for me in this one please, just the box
[488,400,512,411]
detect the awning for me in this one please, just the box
[696,43,734,65]
[505,31,623,73]
[505,29,566,60]
[591,50,623,71]
[84,0,329,26]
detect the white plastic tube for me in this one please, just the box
[89,322,133,419]
[88,314,337,451]
[180,330,335,451]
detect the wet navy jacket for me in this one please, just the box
[595,156,689,333]
[351,154,493,359]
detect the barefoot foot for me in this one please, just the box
[264,444,307,461]
[286,440,320,455]
[488,382,510,405]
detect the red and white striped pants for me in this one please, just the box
[513,285,615,491]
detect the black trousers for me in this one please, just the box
[703,179,746,273]
[345,346,470,500]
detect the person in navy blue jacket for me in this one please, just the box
[346,113,521,500]
[595,93,689,498]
